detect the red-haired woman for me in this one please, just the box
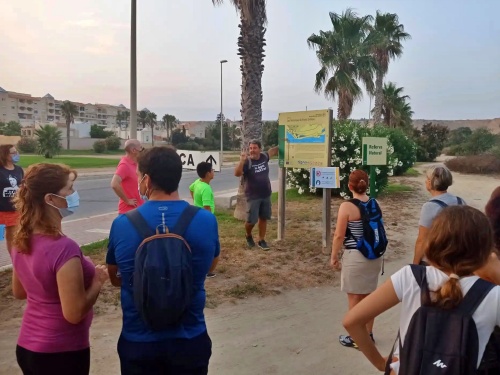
[11,163,108,375]
[343,206,500,374]
[0,144,23,256]
[331,169,384,349]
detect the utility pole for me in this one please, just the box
[220,59,228,166]
[130,0,137,139]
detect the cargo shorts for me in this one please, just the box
[246,196,272,225]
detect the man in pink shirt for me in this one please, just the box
[110,139,144,214]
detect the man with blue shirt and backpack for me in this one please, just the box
[106,147,220,375]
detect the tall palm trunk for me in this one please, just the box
[233,2,267,221]
[372,70,384,124]
[66,120,71,150]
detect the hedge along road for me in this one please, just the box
[17,155,120,169]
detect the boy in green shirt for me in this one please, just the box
[190,162,216,278]
[189,162,215,213]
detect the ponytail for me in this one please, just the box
[13,184,35,253]
[432,275,463,309]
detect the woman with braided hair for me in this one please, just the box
[11,163,108,375]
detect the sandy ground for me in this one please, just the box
[0,164,498,375]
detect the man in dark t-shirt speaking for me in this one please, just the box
[234,140,278,250]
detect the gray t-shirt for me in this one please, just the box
[419,192,465,228]
[243,152,271,200]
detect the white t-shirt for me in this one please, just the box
[389,265,500,373]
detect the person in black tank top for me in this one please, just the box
[331,170,383,349]
[0,144,24,257]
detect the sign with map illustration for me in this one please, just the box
[278,109,332,168]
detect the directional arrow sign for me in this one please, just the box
[176,150,221,172]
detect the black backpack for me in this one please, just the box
[125,205,200,331]
[346,198,388,259]
[386,265,495,375]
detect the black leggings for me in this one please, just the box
[16,345,90,375]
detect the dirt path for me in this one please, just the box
[0,166,498,375]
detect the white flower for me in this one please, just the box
[375,168,381,175]
[387,170,394,176]
[354,148,360,154]
[388,146,394,154]
[340,191,346,197]
[398,161,403,167]
[340,146,347,152]
[340,161,347,169]
[339,174,345,181]
[350,139,355,145]
[350,167,355,172]
[343,194,350,200]
[376,189,379,192]
[309,187,316,193]
[303,174,308,179]
[298,187,304,195]
[339,136,345,142]
[348,157,354,164]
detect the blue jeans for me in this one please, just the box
[117,331,212,375]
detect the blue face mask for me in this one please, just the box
[138,175,149,201]
[48,191,80,218]
[12,153,20,164]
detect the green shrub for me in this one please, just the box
[17,137,37,153]
[176,141,200,151]
[287,120,403,198]
[371,126,417,176]
[90,125,114,139]
[413,122,449,161]
[93,140,107,153]
[105,136,121,151]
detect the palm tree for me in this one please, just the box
[35,125,62,158]
[162,114,177,141]
[370,11,411,124]
[60,101,78,150]
[146,112,157,146]
[213,0,267,221]
[138,110,148,130]
[117,110,130,129]
[380,82,412,128]
[307,9,377,120]
[228,123,241,150]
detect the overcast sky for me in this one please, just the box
[1,0,499,121]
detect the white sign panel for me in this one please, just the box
[362,137,388,166]
[176,150,221,172]
[310,167,340,189]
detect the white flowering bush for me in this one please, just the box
[371,126,417,176]
[287,120,415,198]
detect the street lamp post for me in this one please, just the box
[220,60,228,167]
[130,0,137,139]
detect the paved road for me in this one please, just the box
[72,162,279,220]
[0,162,279,270]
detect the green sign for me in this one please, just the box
[362,137,388,166]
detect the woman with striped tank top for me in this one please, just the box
[330,170,384,349]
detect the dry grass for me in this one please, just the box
[445,154,500,174]
[0,177,428,317]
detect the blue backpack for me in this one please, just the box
[125,205,200,331]
[347,198,388,260]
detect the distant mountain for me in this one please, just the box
[412,118,500,133]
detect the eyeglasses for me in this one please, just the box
[136,147,145,152]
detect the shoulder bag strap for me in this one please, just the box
[410,264,432,306]
[125,209,155,239]
[457,278,495,315]
[172,205,201,236]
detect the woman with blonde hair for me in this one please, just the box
[344,206,500,374]
[0,144,24,256]
[413,164,464,265]
[331,169,385,349]
[11,163,108,375]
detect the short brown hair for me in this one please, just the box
[425,205,493,309]
[0,144,14,167]
[348,169,369,194]
[13,163,77,253]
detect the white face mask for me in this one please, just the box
[138,175,148,201]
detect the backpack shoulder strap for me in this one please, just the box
[125,209,155,239]
[349,198,361,208]
[429,199,448,208]
[457,278,495,315]
[172,205,200,236]
[410,264,431,305]
[457,197,465,205]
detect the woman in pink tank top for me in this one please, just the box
[11,163,109,375]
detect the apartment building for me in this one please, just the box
[0,86,129,128]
